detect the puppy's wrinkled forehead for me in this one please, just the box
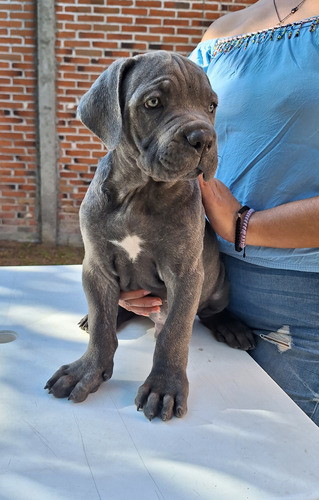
[123,51,216,104]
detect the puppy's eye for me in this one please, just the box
[209,102,217,113]
[145,97,161,109]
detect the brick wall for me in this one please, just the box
[0,0,38,242]
[1,0,256,246]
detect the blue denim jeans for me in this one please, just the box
[221,254,319,425]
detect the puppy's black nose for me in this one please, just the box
[186,129,213,154]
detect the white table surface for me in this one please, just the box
[0,265,318,500]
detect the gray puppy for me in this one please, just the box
[45,51,254,421]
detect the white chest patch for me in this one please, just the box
[110,235,144,262]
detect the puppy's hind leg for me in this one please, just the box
[116,306,135,329]
[78,306,135,333]
[198,307,255,351]
[78,314,89,332]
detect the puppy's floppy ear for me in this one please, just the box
[77,58,135,150]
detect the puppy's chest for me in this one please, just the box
[85,183,196,267]
[104,210,165,291]
[104,205,157,263]
[110,233,145,263]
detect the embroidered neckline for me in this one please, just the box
[211,15,319,56]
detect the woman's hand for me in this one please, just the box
[199,175,241,243]
[119,289,162,317]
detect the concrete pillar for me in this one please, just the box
[37,0,57,244]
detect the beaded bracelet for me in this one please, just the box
[240,208,255,256]
[235,205,250,252]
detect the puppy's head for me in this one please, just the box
[77,51,218,181]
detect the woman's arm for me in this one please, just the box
[199,176,319,248]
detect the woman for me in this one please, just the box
[119,0,319,425]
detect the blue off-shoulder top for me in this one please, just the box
[189,17,319,271]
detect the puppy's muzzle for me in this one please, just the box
[186,128,214,156]
[183,125,217,180]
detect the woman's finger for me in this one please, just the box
[119,289,162,316]
[119,289,151,301]
[119,300,162,316]
[119,295,162,308]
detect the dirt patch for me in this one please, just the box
[0,241,84,266]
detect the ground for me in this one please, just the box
[0,241,84,266]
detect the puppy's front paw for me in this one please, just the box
[45,355,113,402]
[135,369,189,421]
